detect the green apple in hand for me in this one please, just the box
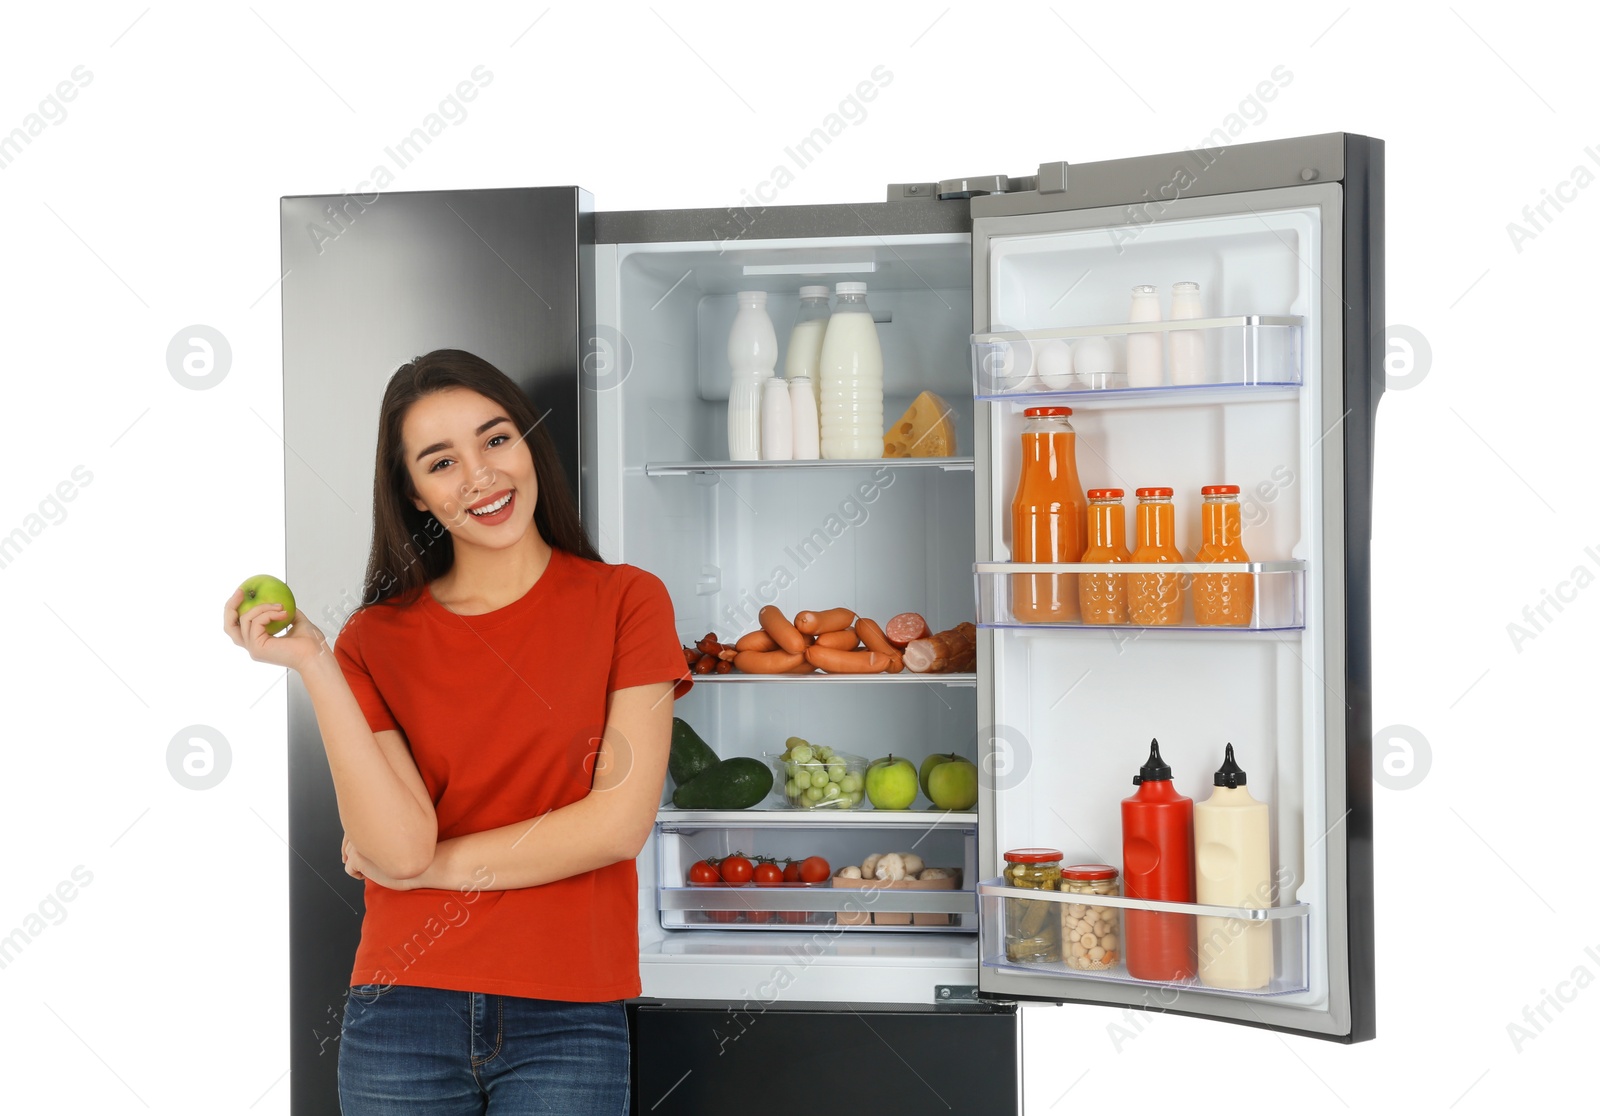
[918,752,964,800]
[238,574,297,636]
[927,757,979,811]
[865,754,919,810]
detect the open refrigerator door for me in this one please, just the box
[969,134,1381,1041]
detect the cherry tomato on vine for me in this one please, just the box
[782,861,804,883]
[798,856,830,883]
[753,862,784,885]
[688,861,719,886]
[719,856,754,885]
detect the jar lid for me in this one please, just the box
[835,281,868,295]
[798,285,830,298]
[1136,487,1174,498]
[1087,488,1125,500]
[1062,864,1119,881]
[1023,406,1073,417]
[1201,484,1241,496]
[1003,847,1063,864]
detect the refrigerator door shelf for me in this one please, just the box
[973,316,1302,399]
[977,561,1306,632]
[646,456,975,476]
[978,881,1311,998]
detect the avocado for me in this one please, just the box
[668,717,720,787]
[671,757,774,810]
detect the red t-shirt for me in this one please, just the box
[332,546,692,1001]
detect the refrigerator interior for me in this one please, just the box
[975,201,1346,1016]
[588,231,987,1005]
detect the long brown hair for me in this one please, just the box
[356,349,600,610]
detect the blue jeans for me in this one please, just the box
[338,983,629,1114]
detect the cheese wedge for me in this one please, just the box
[883,391,957,457]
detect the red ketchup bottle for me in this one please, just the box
[1121,739,1197,982]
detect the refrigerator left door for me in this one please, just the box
[279,186,591,1114]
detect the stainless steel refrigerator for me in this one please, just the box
[282,130,1381,1115]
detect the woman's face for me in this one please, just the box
[401,387,539,549]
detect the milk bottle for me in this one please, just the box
[785,285,831,413]
[727,290,777,460]
[818,282,884,460]
[1194,743,1274,990]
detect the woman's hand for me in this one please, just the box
[223,587,330,674]
[342,834,424,891]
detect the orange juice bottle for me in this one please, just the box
[1078,489,1130,624]
[1127,487,1184,625]
[1010,406,1086,622]
[1194,484,1254,626]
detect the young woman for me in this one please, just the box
[224,349,691,1113]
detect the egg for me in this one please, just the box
[1035,339,1074,389]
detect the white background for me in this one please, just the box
[1,2,1593,1112]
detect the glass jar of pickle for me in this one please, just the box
[1002,848,1062,964]
[1060,864,1120,971]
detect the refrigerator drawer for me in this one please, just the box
[654,816,978,933]
[978,881,1311,999]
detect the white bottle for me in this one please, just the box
[727,290,776,460]
[1126,284,1163,388]
[760,374,793,460]
[1169,281,1209,385]
[818,282,884,460]
[788,376,820,459]
[1194,744,1274,991]
[786,285,831,413]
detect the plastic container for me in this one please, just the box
[1194,485,1253,626]
[1079,489,1131,624]
[760,373,793,460]
[1127,487,1184,625]
[818,282,884,459]
[788,375,820,460]
[1002,848,1062,963]
[1126,284,1163,388]
[1060,865,1121,971]
[1121,740,1196,982]
[769,750,868,809]
[1010,407,1086,623]
[785,285,831,413]
[727,291,777,460]
[1195,745,1274,990]
[1169,281,1208,385]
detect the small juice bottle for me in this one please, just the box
[1078,489,1130,625]
[1127,487,1184,626]
[1193,484,1254,627]
[1010,407,1086,622]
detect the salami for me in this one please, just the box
[884,612,931,648]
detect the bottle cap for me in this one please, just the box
[1132,738,1172,785]
[835,281,868,295]
[1131,283,1158,295]
[1023,406,1073,417]
[1087,488,1124,500]
[736,290,768,305]
[799,285,830,298]
[1062,864,1119,881]
[1135,487,1174,499]
[1003,848,1063,864]
[1172,281,1200,292]
[1201,484,1241,496]
[1213,743,1247,788]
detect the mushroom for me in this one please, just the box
[860,853,883,878]
[875,852,907,881]
[837,865,862,879]
[898,852,925,877]
[917,867,951,881]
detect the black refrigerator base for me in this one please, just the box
[629,1000,1020,1115]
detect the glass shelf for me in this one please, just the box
[646,456,974,476]
[689,671,977,686]
[976,561,1305,632]
[972,315,1301,400]
[978,881,1310,997]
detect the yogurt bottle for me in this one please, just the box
[785,285,831,413]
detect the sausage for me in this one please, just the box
[759,605,808,654]
[693,653,718,675]
[794,607,856,636]
[813,627,860,651]
[855,617,896,656]
[804,645,892,674]
[734,629,777,653]
[884,612,931,648]
[734,649,807,674]
[784,659,818,674]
